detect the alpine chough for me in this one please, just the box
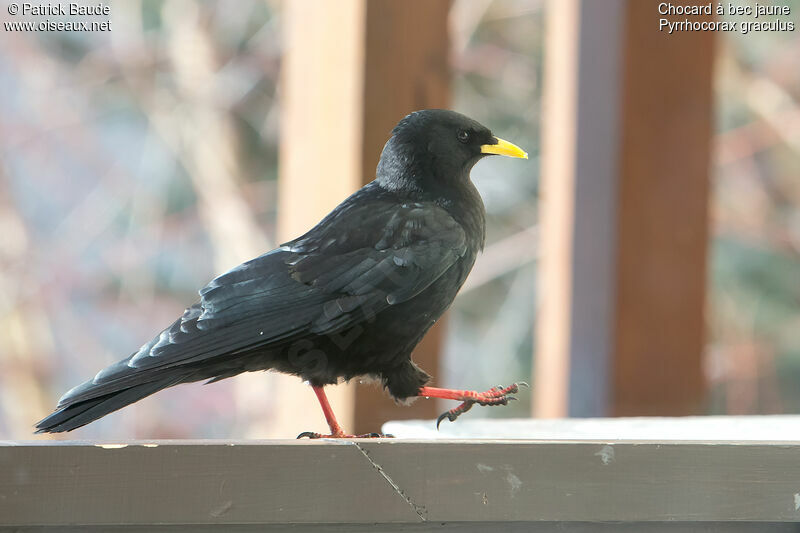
[36,109,528,437]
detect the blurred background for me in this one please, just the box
[0,0,797,439]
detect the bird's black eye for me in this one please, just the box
[457,130,471,143]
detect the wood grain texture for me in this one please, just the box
[2,440,800,527]
[535,0,624,417]
[3,522,798,532]
[612,0,713,416]
[536,0,713,417]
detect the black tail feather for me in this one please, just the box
[35,376,185,433]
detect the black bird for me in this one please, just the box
[36,109,528,437]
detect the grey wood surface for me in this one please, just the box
[3,439,800,528]
[2,523,800,532]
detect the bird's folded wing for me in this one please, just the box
[59,201,467,406]
[204,200,468,336]
[290,201,466,303]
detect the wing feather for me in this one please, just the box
[58,194,468,407]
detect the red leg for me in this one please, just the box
[418,384,520,402]
[418,382,527,428]
[312,385,345,436]
[297,385,393,439]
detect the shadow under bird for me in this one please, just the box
[36,109,528,438]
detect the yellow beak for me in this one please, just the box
[480,137,528,159]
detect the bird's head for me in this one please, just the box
[376,109,527,194]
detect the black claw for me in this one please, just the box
[507,396,518,402]
[436,400,476,429]
[436,410,460,429]
[296,431,319,439]
[436,409,468,431]
[436,409,458,429]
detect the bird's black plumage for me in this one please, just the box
[36,109,526,433]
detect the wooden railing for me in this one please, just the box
[3,417,800,531]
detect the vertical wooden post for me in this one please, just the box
[277,0,451,437]
[353,0,451,435]
[535,0,625,417]
[267,0,367,438]
[612,0,712,416]
[535,0,712,417]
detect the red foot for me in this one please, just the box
[417,382,528,428]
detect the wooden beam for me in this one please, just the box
[4,439,800,527]
[535,0,712,417]
[612,0,712,415]
[262,0,367,438]
[535,0,625,417]
[352,0,451,435]
[273,0,451,437]
[279,0,367,234]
